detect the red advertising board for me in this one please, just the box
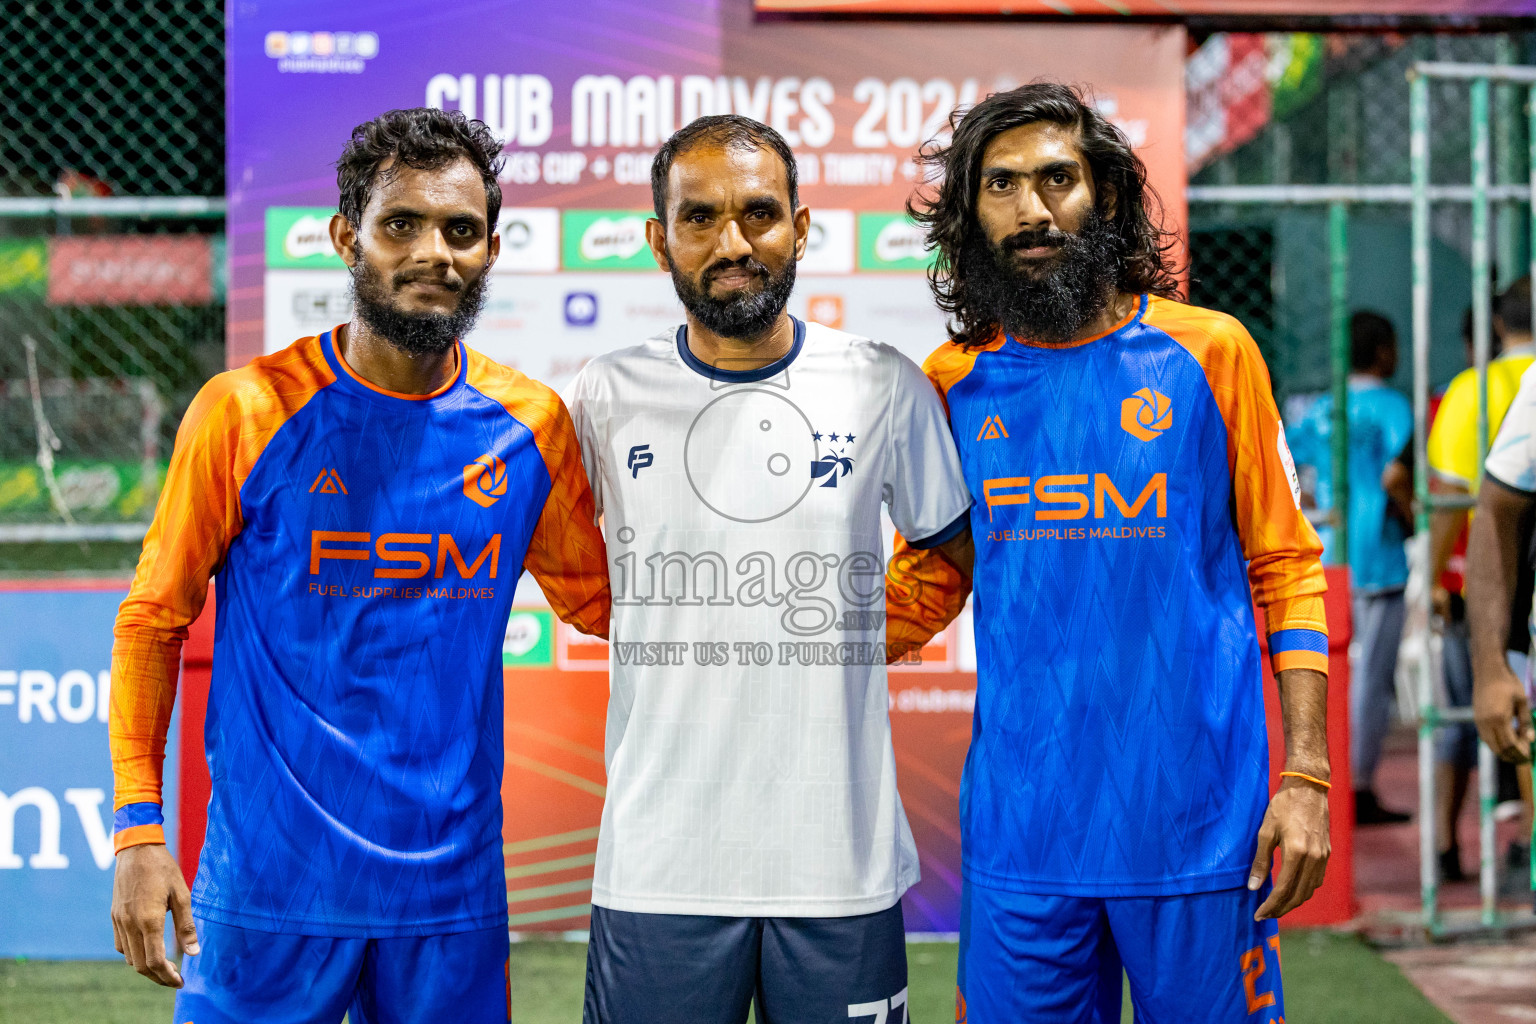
[48,236,212,307]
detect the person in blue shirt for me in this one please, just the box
[1287,311,1414,825]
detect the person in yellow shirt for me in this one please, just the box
[1428,276,1532,880]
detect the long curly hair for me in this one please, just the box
[908,82,1182,347]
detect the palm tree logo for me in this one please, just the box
[810,429,856,488]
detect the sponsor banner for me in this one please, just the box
[0,239,47,297]
[497,208,561,273]
[0,462,166,523]
[504,609,555,668]
[754,0,1534,12]
[561,210,656,271]
[0,583,176,958]
[801,209,856,275]
[857,213,934,272]
[265,207,344,269]
[261,271,947,393]
[48,236,211,306]
[226,1,1185,364]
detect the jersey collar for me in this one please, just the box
[1005,293,1148,351]
[676,316,805,383]
[321,325,466,404]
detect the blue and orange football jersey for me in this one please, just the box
[916,294,1327,897]
[110,327,609,935]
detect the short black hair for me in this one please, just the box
[1496,276,1532,336]
[650,115,798,222]
[337,108,505,228]
[1349,311,1396,372]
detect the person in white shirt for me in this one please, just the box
[566,114,973,1024]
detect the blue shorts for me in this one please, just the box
[958,880,1283,1024]
[583,902,909,1024]
[173,917,510,1024]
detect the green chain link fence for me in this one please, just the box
[0,1,224,556]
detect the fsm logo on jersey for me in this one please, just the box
[0,585,175,958]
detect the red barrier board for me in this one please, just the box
[48,235,212,307]
[1259,564,1356,928]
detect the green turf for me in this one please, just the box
[0,932,1451,1023]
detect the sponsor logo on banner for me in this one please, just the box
[47,236,212,306]
[805,294,844,329]
[556,620,610,672]
[266,208,346,269]
[564,292,599,326]
[495,208,560,272]
[562,211,656,270]
[264,30,378,74]
[503,609,554,667]
[292,287,353,327]
[0,240,47,297]
[857,213,934,272]
[799,210,855,274]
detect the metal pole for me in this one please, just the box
[1410,68,1440,937]
[1470,76,1500,929]
[1529,84,1536,346]
[1329,202,1350,567]
[1527,83,1536,903]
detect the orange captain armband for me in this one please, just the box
[1279,771,1331,790]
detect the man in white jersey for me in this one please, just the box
[567,115,973,1024]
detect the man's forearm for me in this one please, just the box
[1466,480,1534,676]
[1428,504,1469,585]
[1274,667,1330,780]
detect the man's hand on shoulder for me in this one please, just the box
[112,843,199,987]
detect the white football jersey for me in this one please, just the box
[566,317,971,917]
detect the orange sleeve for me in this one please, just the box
[1148,298,1329,675]
[110,376,244,850]
[474,356,610,639]
[882,340,987,664]
[110,339,334,852]
[885,533,971,663]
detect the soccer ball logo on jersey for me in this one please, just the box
[685,388,822,522]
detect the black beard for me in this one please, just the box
[671,254,797,340]
[349,244,489,357]
[961,208,1121,345]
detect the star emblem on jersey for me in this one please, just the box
[811,427,856,488]
[462,453,507,507]
[1121,387,1172,442]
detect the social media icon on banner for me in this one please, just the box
[564,292,598,327]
